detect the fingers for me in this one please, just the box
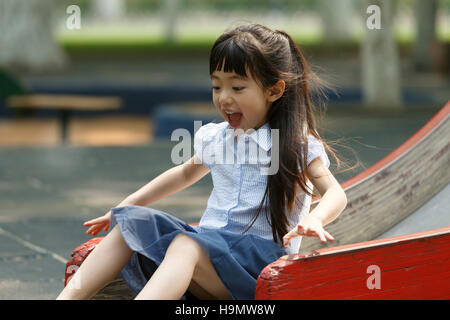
[83,214,110,236]
[86,225,98,236]
[310,228,334,243]
[282,237,292,247]
[86,224,105,236]
[83,217,103,227]
[284,223,335,245]
[324,230,335,242]
[282,228,298,247]
[317,230,327,243]
[83,220,96,227]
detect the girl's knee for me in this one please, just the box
[167,234,203,260]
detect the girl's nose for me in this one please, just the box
[219,91,233,106]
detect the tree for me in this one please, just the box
[92,0,125,21]
[318,0,355,42]
[163,0,180,44]
[361,0,402,109]
[0,0,68,73]
[413,0,439,71]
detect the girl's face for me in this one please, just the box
[211,67,284,132]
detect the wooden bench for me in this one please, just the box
[6,94,122,144]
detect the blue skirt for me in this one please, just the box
[109,205,287,300]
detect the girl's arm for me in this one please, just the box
[283,157,347,246]
[84,155,210,235]
[306,156,347,226]
[125,155,210,206]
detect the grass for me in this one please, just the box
[57,28,449,57]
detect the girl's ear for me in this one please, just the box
[266,80,286,102]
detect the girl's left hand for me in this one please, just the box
[282,214,334,247]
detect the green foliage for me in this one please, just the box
[0,69,27,102]
[56,0,450,14]
[117,0,319,12]
[440,0,450,10]
[125,0,160,12]
[56,0,318,13]
[181,0,317,11]
[57,0,91,12]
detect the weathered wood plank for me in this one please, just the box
[92,277,135,300]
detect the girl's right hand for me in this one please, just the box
[83,211,111,236]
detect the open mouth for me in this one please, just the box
[225,112,243,127]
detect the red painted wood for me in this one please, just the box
[65,237,105,287]
[256,226,450,299]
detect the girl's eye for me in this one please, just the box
[211,87,244,91]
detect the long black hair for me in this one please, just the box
[209,24,341,244]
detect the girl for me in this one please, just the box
[57,23,347,300]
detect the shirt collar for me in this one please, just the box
[225,122,272,151]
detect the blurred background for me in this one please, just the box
[0,0,448,299]
[0,0,449,147]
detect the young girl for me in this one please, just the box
[57,23,347,300]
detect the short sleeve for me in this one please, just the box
[305,135,330,168]
[193,122,222,168]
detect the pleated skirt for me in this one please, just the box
[110,205,287,300]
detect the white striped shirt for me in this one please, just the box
[193,121,330,254]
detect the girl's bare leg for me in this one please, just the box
[57,225,133,300]
[134,233,232,300]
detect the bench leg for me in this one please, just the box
[59,110,71,144]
